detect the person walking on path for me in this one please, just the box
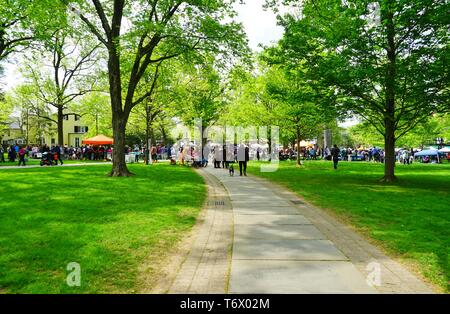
[237,143,249,176]
[331,144,340,170]
[214,145,222,168]
[18,146,27,166]
[222,144,227,169]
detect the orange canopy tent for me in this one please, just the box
[82,134,114,145]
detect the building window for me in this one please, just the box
[63,115,69,120]
[51,138,55,144]
[75,137,80,147]
[74,115,80,121]
[74,126,88,133]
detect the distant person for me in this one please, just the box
[151,145,157,163]
[237,144,249,176]
[331,144,340,170]
[0,146,5,163]
[214,145,222,168]
[8,145,16,162]
[18,146,27,166]
[55,145,64,165]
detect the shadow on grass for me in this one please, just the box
[248,160,450,292]
[0,163,206,293]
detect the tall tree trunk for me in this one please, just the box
[25,108,29,145]
[57,106,64,146]
[384,120,396,182]
[145,106,151,165]
[108,50,132,177]
[296,126,302,166]
[111,113,131,176]
[382,5,397,182]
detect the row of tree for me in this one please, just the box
[1,0,449,182]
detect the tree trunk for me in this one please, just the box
[383,120,396,182]
[381,5,397,182]
[145,106,151,165]
[25,108,29,145]
[110,114,132,176]
[108,49,133,177]
[296,127,302,166]
[57,106,64,146]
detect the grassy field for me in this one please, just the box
[0,163,206,293]
[248,160,450,293]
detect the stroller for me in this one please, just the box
[40,152,55,166]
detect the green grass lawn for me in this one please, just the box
[0,163,206,293]
[248,160,450,293]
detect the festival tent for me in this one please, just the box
[414,149,439,157]
[82,134,114,145]
[438,147,450,153]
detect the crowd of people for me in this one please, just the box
[2,140,448,167]
[0,143,114,166]
[168,142,251,176]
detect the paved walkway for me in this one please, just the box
[167,165,433,294]
[166,169,233,293]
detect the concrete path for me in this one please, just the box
[201,166,434,294]
[165,169,233,293]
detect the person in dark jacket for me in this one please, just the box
[8,145,16,162]
[331,144,340,169]
[0,145,5,162]
[222,144,227,169]
[237,144,250,176]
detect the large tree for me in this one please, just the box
[65,0,248,176]
[24,26,101,146]
[268,0,450,181]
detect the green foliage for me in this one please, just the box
[0,0,67,60]
[173,59,229,129]
[75,92,112,137]
[349,113,450,148]
[269,0,449,139]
